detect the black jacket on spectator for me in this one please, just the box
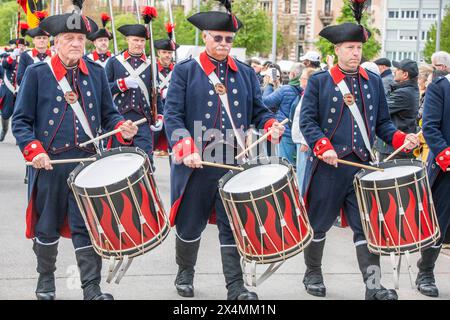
[375,78,419,156]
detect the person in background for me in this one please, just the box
[291,67,318,193]
[361,61,380,75]
[374,57,394,95]
[417,64,434,122]
[374,59,419,161]
[250,58,263,86]
[262,63,304,164]
[299,51,321,69]
[431,51,450,72]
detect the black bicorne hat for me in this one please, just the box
[188,0,242,32]
[87,13,113,41]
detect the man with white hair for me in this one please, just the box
[431,51,450,72]
[164,0,285,300]
[12,2,138,300]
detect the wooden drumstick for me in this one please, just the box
[318,156,384,172]
[26,157,96,166]
[78,118,148,148]
[235,118,289,160]
[200,161,244,171]
[384,130,422,162]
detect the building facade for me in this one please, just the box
[383,0,450,62]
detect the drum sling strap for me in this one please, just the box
[158,70,172,90]
[45,60,100,151]
[330,71,376,162]
[194,57,248,158]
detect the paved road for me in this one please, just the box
[1,132,449,300]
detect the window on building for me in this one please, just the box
[421,31,429,41]
[399,30,418,41]
[297,45,305,61]
[388,10,399,19]
[299,0,307,14]
[386,30,397,40]
[298,25,306,40]
[285,0,291,14]
[261,1,271,12]
[324,0,331,16]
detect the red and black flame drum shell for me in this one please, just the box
[354,159,440,255]
[219,157,313,264]
[68,147,170,259]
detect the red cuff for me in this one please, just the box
[436,147,450,172]
[7,56,13,64]
[173,137,199,163]
[117,78,128,92]
[264,118,283,144]
[392,130,408,151]
[114,120,133,145]
[313,137,334,157]
[23,140,46,162]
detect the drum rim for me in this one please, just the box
[355,159,425,180]
[68,147,150,194]
[219,157,293,195]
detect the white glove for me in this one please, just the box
[124,77,139,89]
[161,88,168,100]
[150,114,164,132]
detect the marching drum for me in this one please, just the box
[68,147,170,283]
[219,157,313,285]
[354,159,440,256]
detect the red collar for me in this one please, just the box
[198,51,238,75]
[124,50,147,62]
[32,48,52,57]
[92,50,111,61]
[329,64,369,84]
[50,54,89,81]
[157,60,174,72]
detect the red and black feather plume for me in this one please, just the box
[165,22,175,40]
[101,12,111,28]
[20,22,29,37]
[142,6,158,24]
[218,0,232,13]
[349,0,368,25]
[35,10,48,22]
[72,0,85,11]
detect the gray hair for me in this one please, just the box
[431,51,450,68]
[289,63,305,79]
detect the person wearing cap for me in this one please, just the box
[86,13,113,68]
[16,12,52,87]
[300,0,419,300]
[374,57,394,95]
[416,65,450,298]
[375,59,419,162]
[164,0,284,300]
[153,23,179,157]
[105,21,163,166]
[12,1,138,300]
[300,51,321,69]
[0,24,29,142]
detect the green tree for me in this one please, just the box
[232,0,272,56]
[423,6,450,63]
[315,0,381,62]
[0,1,24,46]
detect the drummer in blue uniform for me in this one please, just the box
[417,71,450,298]
[299,0,419,300]
[0,26,29,142]
[17,11,52,86]
[86,13,113,68]
[12,1,138,300]
[164,0,285,300]
[153,23,179,156]
[105,22,163,165]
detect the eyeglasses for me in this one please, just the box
[206,31,234,44]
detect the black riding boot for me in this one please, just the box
[416,246,441,297]
[303,239,326,297]
[174,237,200,298]
[221,246,258,300]
[356,245,398,300]
[33,241,58,300]
[0,118,9,142]
[75,247,113,300]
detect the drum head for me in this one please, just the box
[361,165,422,182]
[74,153,145,188]
[223,164,289,193]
